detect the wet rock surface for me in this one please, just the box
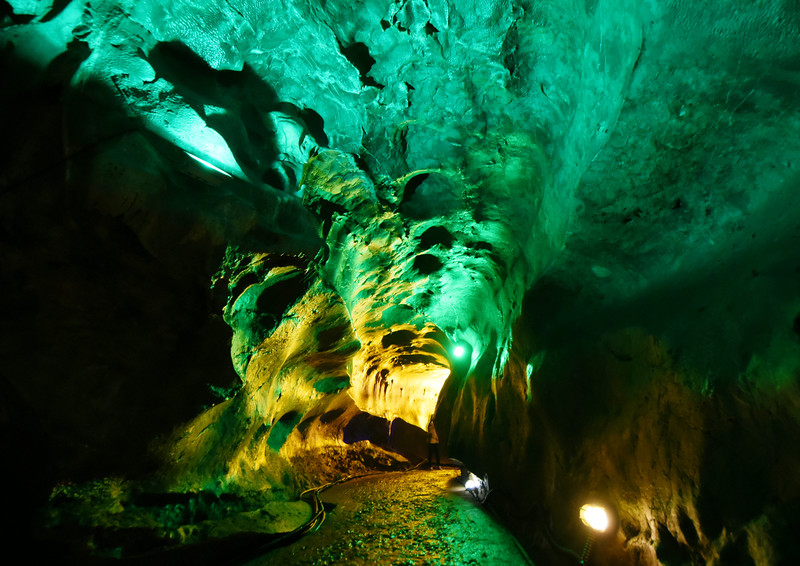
[254,469,532,566]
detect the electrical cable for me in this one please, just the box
[115,460,460,565]
[479,493,536,566]
[541,520,584,562]
[240,459,428,560]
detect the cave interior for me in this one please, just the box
[3,0,800,564]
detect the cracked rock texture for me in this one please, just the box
[2,0,800,564]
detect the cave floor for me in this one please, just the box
[250,468,533,565]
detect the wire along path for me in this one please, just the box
[248,468,533,566]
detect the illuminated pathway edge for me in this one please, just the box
[251,469,533,566]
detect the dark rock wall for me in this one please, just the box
[1,64,232,480]
[443,290,800,564]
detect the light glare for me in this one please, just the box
[453,345,465,357]
[579,504,609,532]
[186,152,232,177]
[463,473,490,503]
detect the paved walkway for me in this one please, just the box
[248,468,533,566]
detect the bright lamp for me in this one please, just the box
[579,504,609,532]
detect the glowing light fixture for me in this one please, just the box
[453,345,465,358]
[186,152,232,177]
[463,472,490,503]
[579,504,609,532]
[578,503,610,564]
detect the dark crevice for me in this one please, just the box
[413,253,443,274]
[353,152,373,179]
[298,107,328,146]
[314,199,348,223]
[382,329,417,348]
[343,413,391,446]
[397,127,409,156]
[503,52,516,76]
[254,273,308,327]
[229,271,261,302]
[338,41,385,89]
[678,508,699,546]
[717,535,755,566]
[395,353,439,365]
[1,1,35,24]
[401,173,429,206]
[470,241,494,252]
[316,323,350,350]
[418,226,453,250]
[40,0,72,22]
[320,408,346,424]
[424,22,439,35]
[656,524,693,566]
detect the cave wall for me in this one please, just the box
[444,316,800,565]
[440,1,800,563]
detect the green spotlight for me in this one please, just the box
[186,151,232,177]
[453,345,465,357]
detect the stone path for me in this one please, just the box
[247,469,533,565]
